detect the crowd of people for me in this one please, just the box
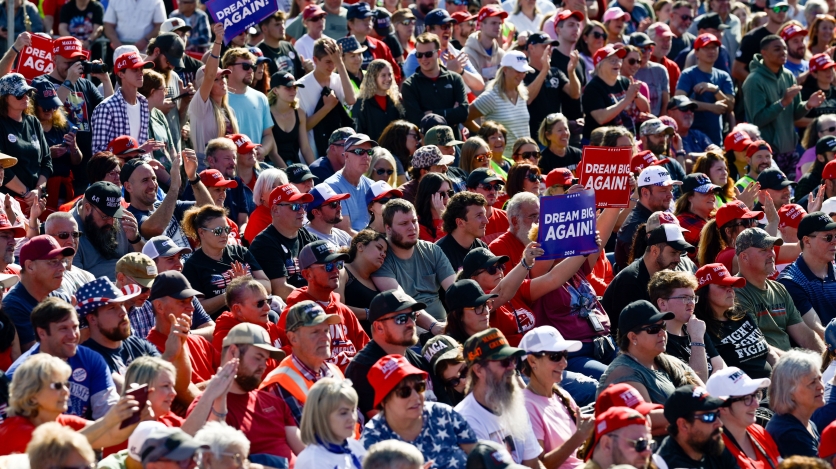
[4,0,836,467]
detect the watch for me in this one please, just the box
[62,79,73,90]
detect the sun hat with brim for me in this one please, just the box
[597,383,663,416]
[460,248,510,280]
[463,328,524,366]
[592,44,628,67]
[368,354,429,408]
[705,366,770,400]
[695,263,746,289]
[618,300,675,335]
[519,326,582,354]
[445,279,499,312]
[0,152,17,169]
[76,277,143,317]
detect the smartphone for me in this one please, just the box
[69,125,78,135]
[170,91,194,101]
[120,383,149,429]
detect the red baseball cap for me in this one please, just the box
[780,23,808,42]
[823,160,836,180]
[114,51,154,74]
[451,11,476,23]
[545,168,576,188]
[597,383,663,416]
[53,37,86,60]
[368,354,428,409]
[228,133,260,154]
[715,200,764,228]
[107,135,145,157]
[592,44,628,67]
[269,183,314,207]
[724,129,753,152]
[303,4,326,20]
[694,33,721,50]
[0,213,25,238]
[695,263,746,289]
[20,234,75,266]
[585,407,648,461]
[778,203,806,229]
[199,169,238,189]
[556,10,585,22]
[631,150,670,174]
[476,5,508,23]
[746,140,773,158]
[811,53,836,73]
[820,420,836,459]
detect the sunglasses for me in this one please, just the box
[475,263,505,276]
[693,411,721,423]
[415,50,436,59]
[491,356,517,368]
[314,260,344,272]
[232,62,256,70]
[201,226,232,237]
[393,379,427,398]
[474,153,490,163]
[376,168,395,176]
[464,300,493,316]
[592,31,608,39]
[733,218,758,228]
[445,365,469,388]
[438,189,455,198]
[612,435,656,453]
[516,151,540,161]
[811,234,836,242]
[347,148,375,156]
[478,182,503,191]
[55,231,82,240]
[726,390,763,406]
[638,323,667,334]
[375,197,393,205]
[525,173,542,183]
[380,311,417,325]
[626,58,639,65]
[253,299,268,308]
[49,381,70,391]
[400,19,415,25]
[279,202,308,211]
[772,5,789,12]
[679,13,693,20]
[318,201,340,210]
[824,126,836,133]
[531,350,570,362]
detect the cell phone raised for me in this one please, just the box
[120,383,149,429]
[170,91,195,101]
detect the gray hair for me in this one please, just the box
[44,211,75,232]
[363,440,425,469]
[253,168,288,207]
[735,123,762,142]
[769,349,823,415]
[806,0,828,20]
[193,422,251,460]
[506,192,539,223]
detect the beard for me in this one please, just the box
[100,320,131,342]
[418,2,433,14]
[647,139,667,157]
[383,326,418,347]
[325,213,343,225]
[390,230,417,250]
[484,368,530,442]
[688,428,725,457]
[235,367,263,392]
[84,212,120,259]
[514,223,533,245]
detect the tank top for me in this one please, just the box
[343,267,379,336]
[271,108,302,165]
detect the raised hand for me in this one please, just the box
[101,395,140,429]
[522,242,545,266]
[182,148,198,181]
[736,181,760,209]
[120,210,140,241]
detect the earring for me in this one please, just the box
[633,341,637,345]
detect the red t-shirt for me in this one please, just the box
[147,329,218,384]
[0,414,87,455]
[103,411,184,456]
[244,205,272,245]
[279,289,370,371]
[187,389,297,466]
[589,253,613,297]
[722,424,781,469]
[213,311,283,376]
[483,208,510,245]
[490,280,536,346]
[489,231,525,268]
[418,219,445,243]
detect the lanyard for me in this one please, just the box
[724,427,777,469]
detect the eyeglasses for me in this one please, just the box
[200,226,232,237]
[48,381,69,391]
[525,173,542,183]
[464,299,494,316]
[407,132,420,139]
[825,126,836,133]
[375,197,392,205]
[491,356,517,368]
[319,201,340,210]
[811,234,836,242]
[465,20,476,26]
[772,5,789,13]
[376,168,395,176]
[666,295,698,304]
[474,263,505,276]
[626,58,639,65]
[531,350,570,362]
[726,390,763,406]
[347,148,375,156]
[400,19,415,25]
[640,45,654,52]
[445,365,469,388]
[107,169,121,178]
[692,411,721,423]
[279,202,308,212]
[380,311,417,325]
[438,189,455,198]
[393,379,427,398]
[55,231,81,240]
[219,452,247,468]
[232,62,256,70]
[591,31,608,39]
[733,218,758,228]
[314,260,344,272]
[474,153,490,163]
[93,204,115,222]
[415,50,436,59]
[478,182,503,191]
[515,150,540,161]
[610,435,656,453]
[638,323,667,335]
[253,298,268,308]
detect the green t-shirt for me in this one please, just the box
[97,449,129,469]
[734,280,803,351]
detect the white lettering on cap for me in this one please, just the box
[380,357,400,379]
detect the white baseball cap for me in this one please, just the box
[128,421,167,461]
[822,197,836,217]
[705,366,770,400]
[518,326,582,354]
[500,51,535,73]
[161,17,192,33]
[637,166,683,188]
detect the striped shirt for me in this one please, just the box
[472,87,531,160]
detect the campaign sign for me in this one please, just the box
[578,146,632,208]
[537,190,598,260]
[15,34,55,81]
[206,0,279,44]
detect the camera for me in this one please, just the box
[80,61,109,74]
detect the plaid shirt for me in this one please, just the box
[266,354,336,425]
[129,298,213,339]
[91,89,149,154]
[171,10,211,52]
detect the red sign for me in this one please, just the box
[15,35,55,82]
[578,146,632,208]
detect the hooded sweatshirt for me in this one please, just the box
[212,311,283,377]
[464,33,505,82]
[741,53,810,154]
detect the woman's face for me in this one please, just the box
[616,135,635,152]
[376,68,393,92]
[383,377,425,422]
[599,54,623,80]
[621,51,641,77]
[504,67,527,89]
[462,302,491,335]
[732,6,749,26]
[34,104,55,122]
[7,93,30,113]
[329,400,358,442]
[488,131,506,156]
[523,170,541,195]
[148,369,177,416]
[514,143,540,166]
[344,51,363,74]
[369,201,386,227]
[725,391,761,427]
[435,182,451,211]
[33,371,70,416]
[529,352,568,386]
[200,216,230,252]
[689,190,717,216]
[657,3,672,22]
[395,20,416,42]
[442,361,468,394]
[276,85,298,103]
[631,320,667,355]
[586,27,607,53]
[406,128,420,155]
[816,67,836,84]
[819,20,835,44]
[707,284,735,313]
[791,370,825,412]
[708,160,729,186]
[148,86,167,109]
[103,165,121,186]
[211,75,228,100]
[371,159,394,183]
[358,238,388,270]
[549,120,570,148]
[473,262,504,293]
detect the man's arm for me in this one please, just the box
[371,276,399,292]
[788,321,826,353]
[103,23,121,48]
[731,59,749,83]
[0,33,30,76]
[140,152,183,238]
[801,307,826,339]
[271,277,295,300]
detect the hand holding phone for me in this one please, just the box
[120,383,149,429]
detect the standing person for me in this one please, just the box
[524,32,581,141]
[550,10,587,148]
[58,0,105,50]
[295,5,328,61]
[582,44,648,140]
[649,22,683,97]
[632,32,671,117]
[354,60,404,141]
[170,0,212,53]
[464,5,508,82]
[33,80,79,211]
[324,134,377,235]
[801,54,836,119]
[258,11,305,79]
[269,72,315,166]
[222,48,276,162]
[90,52,153,154]
[345,3,402,83]
[732,0,789,83]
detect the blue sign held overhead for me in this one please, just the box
[206,0,279,44]
[537,190,599,260]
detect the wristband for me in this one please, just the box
[10,45,18,54]
[128,234,142,244]
[211,407,228,419]
[429,321,439,333]
[690,342,705,347]
[210,52,220,59]
[189,175,201,186]
[521,257,534,270]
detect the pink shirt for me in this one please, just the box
[523,388,583,469]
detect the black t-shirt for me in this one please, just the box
[539,146,582,175]
[550,48,587,122]
[657,434,741,469]
[801,79,836,118]
[44,125,73,178]
[182,245,262,318]
[82,336,161,375]
[435,236,488,273]
[665,327,720,374]
[59,0,104,42]
[581,75,632,140]
[248,225,318,287]
[736,26,771,71]
[707,312,772,379]
[669,32,695,61]
[0,115,52,192]
[524,66,569,139]
[380,33,403,63]
[176,55,204,88]
[258,41,304,79]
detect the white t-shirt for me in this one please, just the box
[295,34,317,62]
[825,361,836,386]
[305,224,353,248]
[297,71,348,156]
[125,99,141,140]
[103,0,166,43]
[295,440,367,469]
[454,393,542,464]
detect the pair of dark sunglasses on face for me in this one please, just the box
[475,263,505,276]
[393,379,427,398]
[526,173,542,183]
[478,182,503,191]
[530,350,570,362]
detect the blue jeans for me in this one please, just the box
[561,370,598,407]
[566,340,618,380]
[249,454,288,468]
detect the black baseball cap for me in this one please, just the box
[466,168,503,189]
[467,440,527,469]
[526,32,559,47]
[270,72,305,89]
[618,300,674,335]
[420,113,447,135]
[667,95,698,111]
[817,136,836,155]
[424,8,456,26]
[445,279,498,312]
[460,247,509,279]
[757,168,795,190]
[797,211,836,239]
[149,271,204,301]
[298,240,350,269]
[284,163,317,184]
[120,157,149,185]
[663,384,726,424]
[151,33,185,69]
[628,32,655,47]
[368,290,426,322]
[84,181,124,218]
[697,12,729,30]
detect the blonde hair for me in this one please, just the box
[538,113,568,147]
[488,67,529,102]
[8,354,71,418]
[122,356,177,397]
[299,378,359,445]
[358,60,403,114]
[366,147,399,187]
[195,67,241,139]
[253,168,289,207]
[27,422,95,468]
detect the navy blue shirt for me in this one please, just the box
[2,282,39,346]
[309,156,336,182]
[812,382,836,432]
[777,254,836,325]
[766,412,820,458]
